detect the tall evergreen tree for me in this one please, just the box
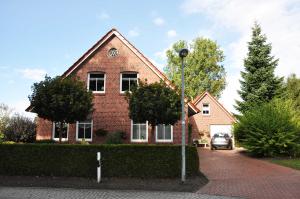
[235,23,283,114]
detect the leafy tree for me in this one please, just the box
[234,99,300,157]
[126,81,181,141]
[0,103,11,135]
[29,76,93,143]
[284,74,300,110]
[3,114,36,143]
[235,23,283,114]
[164,38,226,99]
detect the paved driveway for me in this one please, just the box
[0,187,237,199]
[197,148,300,199]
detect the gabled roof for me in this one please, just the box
[26,28,199,114]
[193,91,236,122]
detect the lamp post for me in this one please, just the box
[179,48,189,183]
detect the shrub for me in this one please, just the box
[0,144,199,178]
[34,140,55,144]
[95,129,108,137]
[3,114,36,143]
[234,99,300,157]
[0,132,4,143]
[105,131,123,144]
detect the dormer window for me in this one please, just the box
[88,73,105,93]
[120,73,138,93]
[202,103,210,115]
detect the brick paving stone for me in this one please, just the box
[0,187,238,199]
[197,148,300,199]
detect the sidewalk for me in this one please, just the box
[0,187,240,199]
[0,175,208,193]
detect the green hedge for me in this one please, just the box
[0,144,199,178]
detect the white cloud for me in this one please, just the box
[153,17,165,26]
[154,50,167,61]
[18,68,47,81]
[8,100,36,119]
[219,73,241,113]
[96,11,110,20]
[128,27,140,37]
[181,0,300,112]
[167,30,177,38]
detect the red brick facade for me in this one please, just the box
[35,29,193,144]
[189,92,236,142]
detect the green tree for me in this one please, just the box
[284,74,300,110]
[0,103,11,142]
[126,81,181,141]
[29,76,93,143]
[3,114,36,143]
[235,23,283,114]
[234,99,300,157]
[164,38,226,99]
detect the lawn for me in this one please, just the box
[271,158,300,170]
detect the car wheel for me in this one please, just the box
[210,146,214,150]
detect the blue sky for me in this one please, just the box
[1,0,299,117]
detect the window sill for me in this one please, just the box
[53,139,68,142]
[156,140,173,143]
[131,140,148,143]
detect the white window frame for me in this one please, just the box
[131,120,148,142]
[87,73,106,93]
[52,122,69,141]
[120,73,139,94]
[76,120,93,142]
[202,103,210,115]
[155,124,173,143]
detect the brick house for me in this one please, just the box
[28,28,199,144]
[189,91,236,145]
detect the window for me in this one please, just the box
[131,120,148,142]
[108,48,119,57]
[120,73,138,93]
[202,103,210,115]
[88,73,105,93]
[52,122,68,141]
[156,124,173,142]
[76,121,93,141]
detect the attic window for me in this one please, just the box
[202,103,210,115]
[108,48,119,57]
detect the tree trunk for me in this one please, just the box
[59,122,63,144]
[151,125,155,144]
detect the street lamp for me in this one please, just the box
[179,48,188,183]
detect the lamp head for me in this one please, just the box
[179,48,189,58]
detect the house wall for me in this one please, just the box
[189,94,235,142]
[36,35,188,144]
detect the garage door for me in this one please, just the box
[210,125,233,137]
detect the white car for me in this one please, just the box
[211,133,233,150]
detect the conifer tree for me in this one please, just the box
[235,23,283,114]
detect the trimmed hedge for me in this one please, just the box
[0,144,199,178]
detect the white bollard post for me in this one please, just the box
[97,152,101,183]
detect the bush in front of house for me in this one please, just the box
[234,99,300,157]
[95,129,108,137]
[105,131,126,144]
[0,144,199,178]
[3,114,36,143]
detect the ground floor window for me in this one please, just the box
[52,122,68,141]
[156,124,173,142]
[131,120,148,142]
[76,121,93,141]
